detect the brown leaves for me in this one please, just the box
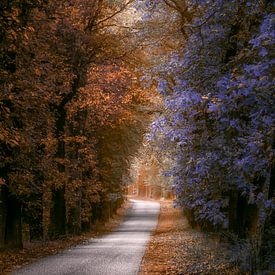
[140,201,182,274]
[0,201,130,274]
[140,201,238,275]
[0,0,151,255]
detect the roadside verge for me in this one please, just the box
[139,200,238,274]
[0,201,131,275]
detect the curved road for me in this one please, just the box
[13,200,160,275]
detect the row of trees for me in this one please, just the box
[139,0,274,271]
[129,143,173,199]
[0,0,150,248]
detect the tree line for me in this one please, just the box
[0,0,150,248]
[140,0,274,271]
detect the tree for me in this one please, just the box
[141,0,274,270]
[0,0,152,247]
[0,0,51,248]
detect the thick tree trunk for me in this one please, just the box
[49,74,82,239]
[29,206,43,241]
[0,186,23,249]
[49,105,67,239]
[5,194,22,248]
[0,187,7,248]
[67,189,82,235]
[228,190,239,234]
[254,143,275,270]
[49,187,66,238]
[23,192,43,241]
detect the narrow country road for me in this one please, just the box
[13,200,160,275]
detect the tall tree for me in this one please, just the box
[141,0,274,270]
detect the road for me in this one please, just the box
[13,199,160,275]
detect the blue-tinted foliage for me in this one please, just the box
[147,1,274,227]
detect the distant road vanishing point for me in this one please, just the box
[13,200,160,275]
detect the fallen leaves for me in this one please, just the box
[139,201,239,275]
[0,202,130,275]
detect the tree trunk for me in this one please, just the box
[29,210,43,241]
[49,106,66,238]
[0,186,7,248]
[49,187,66,238]
[228,190,239,234]
[49,74,82,239]
[67,189,82,235]
[5,196,22,248]
[0,186,23,249]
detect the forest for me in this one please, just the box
[0,0,274,273]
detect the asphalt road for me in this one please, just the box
[13,199,160,275]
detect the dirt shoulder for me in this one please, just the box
[139,200,239,275]
[0,202,130,275]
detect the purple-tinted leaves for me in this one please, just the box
[259,47,268,57]
[147,0,274,228]
[157,80,169,95]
